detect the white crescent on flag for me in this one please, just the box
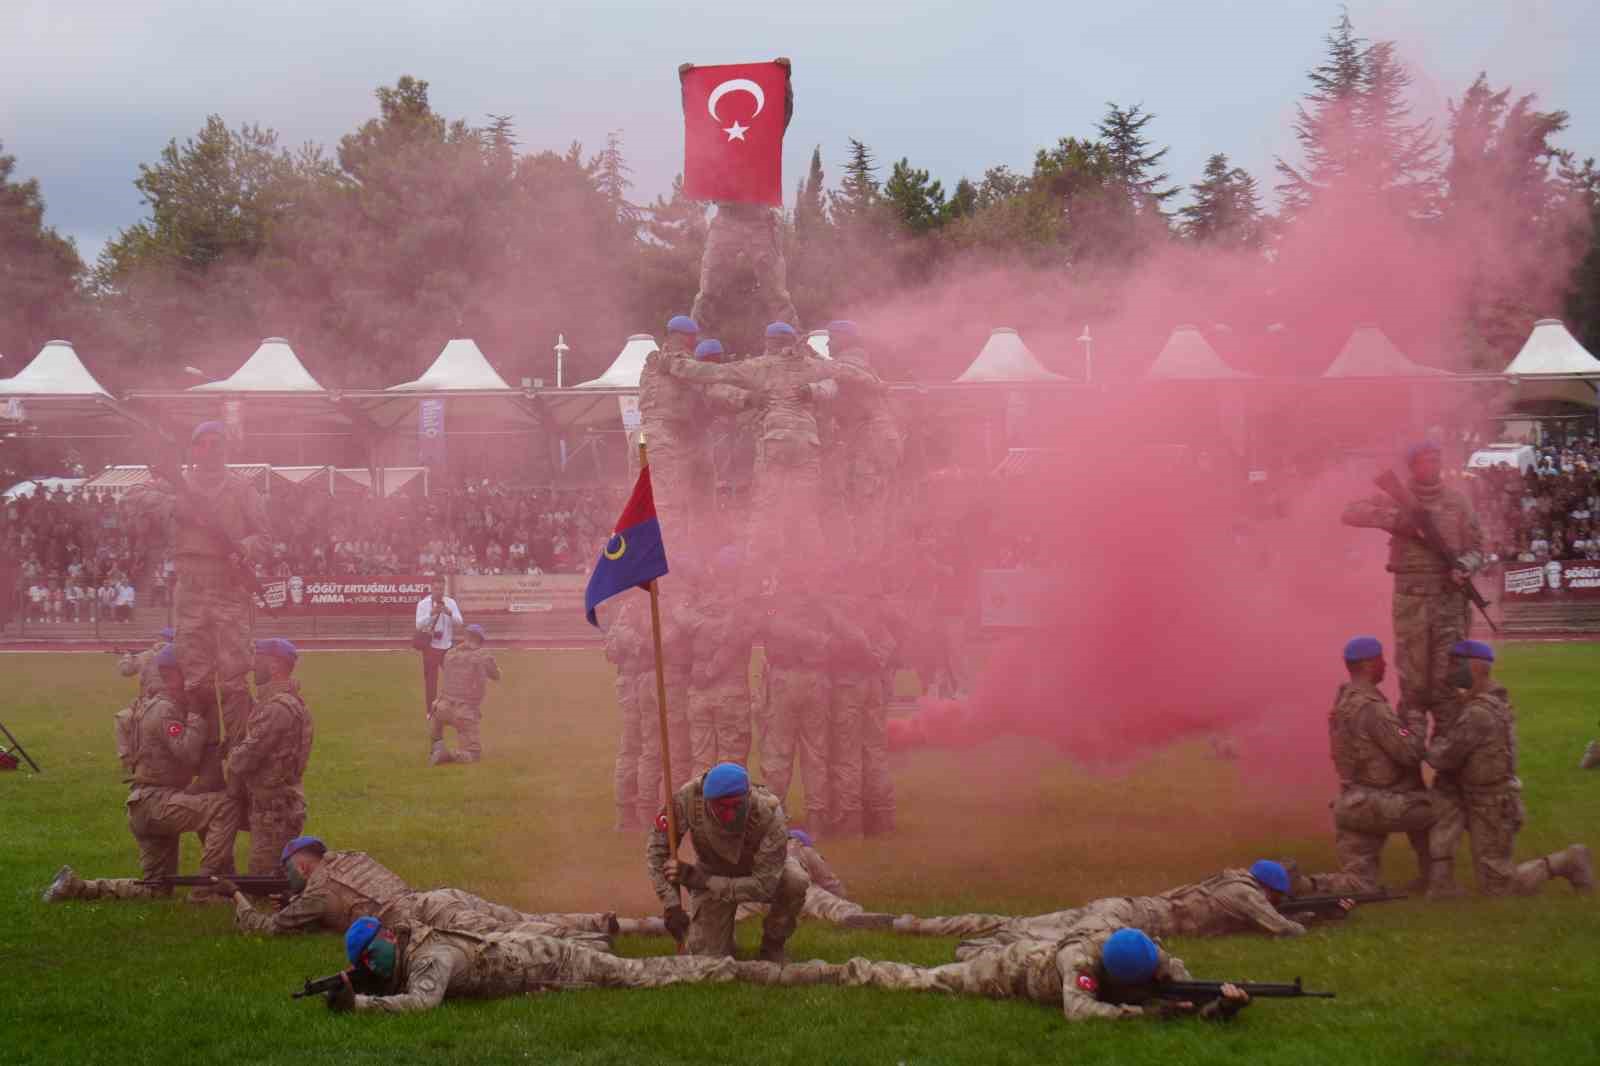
[707,79,765,123]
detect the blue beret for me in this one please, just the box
[1102,929,1160,984]
[466,624,486,639]
[788,829,814,848]
[703,762,750,799]
[1405,440,1441,463]
[765,321,797,338]
[1451,640,1494,662]
[191,420,226,442]
[666,315,699,335]
[281,835,325,864]
[1343,636,1383,663]
[158,627,175,641]
[1250,859,1291,893]
[827,320,859,338]
[694,339,724,361]
[155,645,179,670]
[345,917,382,965]
[256,638,297,663]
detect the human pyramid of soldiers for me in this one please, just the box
[39,381,1594,1024]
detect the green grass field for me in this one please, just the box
[3,643,1597,1065]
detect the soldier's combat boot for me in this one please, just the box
[757,934,789,964]
[1425,860,1466,901]
[41,865,84,902]
[1549,845,1594,893]
[428,742,453,767]
[1581,741,1600,770]
[840,912,896,930]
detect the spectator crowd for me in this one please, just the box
[5,486,168,623]
[1464,441,1600,564]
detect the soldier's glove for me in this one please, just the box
[676,863,710,891]
[326,976,356,1013]
[209,877,241,899]
[1198,996,1248,1022]
[663,905,691,943]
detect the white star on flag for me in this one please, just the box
[723,121,748,142]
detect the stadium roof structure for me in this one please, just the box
[189,337,326,393]
[82,463,274,497]
[953,328,1068,384]
[1323,325,1450,379]
[0,340,141,428]
[124,336,353,437]
[573,334,657,390]
[1144,325,1252,381]
[347,338,543,431]
[1500,318,1600,410]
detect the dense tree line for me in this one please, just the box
[2,13,1596,393]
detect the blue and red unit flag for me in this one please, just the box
[584,466,670,625]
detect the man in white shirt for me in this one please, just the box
[115,580,136,622]
[415,576,465,721]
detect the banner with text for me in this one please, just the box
[255,575,432,613]
[450,573,589,614]
[1500,560,1600,601]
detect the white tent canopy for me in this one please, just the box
[1323,325,1448,378]
[1145,325,1251,381]
[1503,319,1600,376]
[0,340,114,398]
[389,338,513,392]
[190,337,325,393]
[805,330,831,359]
[575,334,657,389]
[954,328,1066,383]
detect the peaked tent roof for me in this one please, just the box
[806,330,831,359]
[1323,325,1448,378]
[1144,325,1252,381]
[1503,318,1600,376]
[575,334,658,389]
[954,328,1067,384]
[389,338,513,392]
[0,340,114,397]
[190,337,325,393]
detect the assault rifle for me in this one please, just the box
[1374,470,1498,633]
[293,971,351,999]
[134,874,291,896]
[0,720,42,772]
[1159,977,1335,1001]
[147,438,268,606]
[1277,890,1407,918]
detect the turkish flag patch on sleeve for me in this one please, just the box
[1076,973,1098,993]
[680,61,789,206]
[166,721,184,737]
[655,812,670,833]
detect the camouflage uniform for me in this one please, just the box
[349,922,829,1013]
[1327,679,1434,892]
[231,850,614,945]
[1342,480,1483,719]
[634,597,694,827]
[757,596,832,827]
[118,645,165,698]
[829,350,903,567]
[603,599,648,828]
[889,868,1307,950]
[838,927,1197,1023]
[691,203,799,351]
[646,774,809,957]
[51,687,242,900]
[737,833,867,925]
[825,596,896,835]
[430,643,500,764]
[226,677,313,875]
[686,592,754,775]
[638,335,706,552]
[668,349,837,581]
[126,467,270,790]
[1426,686,1592,895]
[1582,739,1600,771]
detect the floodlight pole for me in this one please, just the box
[1078,325,1093,385]
[554,335,570,389]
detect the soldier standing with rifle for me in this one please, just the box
[1342,441,1488,729]
[126,420,270,793]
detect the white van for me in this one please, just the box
[1467,444,1537,476]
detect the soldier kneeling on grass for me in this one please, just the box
[430,624,500,766]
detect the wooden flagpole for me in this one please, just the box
[639,439,684,944]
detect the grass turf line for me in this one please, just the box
[2,644,1597,1065]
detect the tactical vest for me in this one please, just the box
[251,682,314,789]
[1455,688,1519,789]
[127,693,195,788]
[1328,683,1407,788]
[317,852,411,921]
[174,469,259,562]
[115,696,145,775]
[441,648,489,703]
[683,782,783,878]
[1387,481,1475,574]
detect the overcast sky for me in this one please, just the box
[3,0,1594,264]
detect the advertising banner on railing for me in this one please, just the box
[1500,560,1600,601]
[450,573,589,614]
[255,576,432,613]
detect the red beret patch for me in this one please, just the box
[1398,728,1411,737]
[655,812,669,832]
[1076,973,1098,993]
[166,721,184,737]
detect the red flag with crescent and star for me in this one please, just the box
[680,60,790,206]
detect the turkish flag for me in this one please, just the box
[681,61,790,206]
